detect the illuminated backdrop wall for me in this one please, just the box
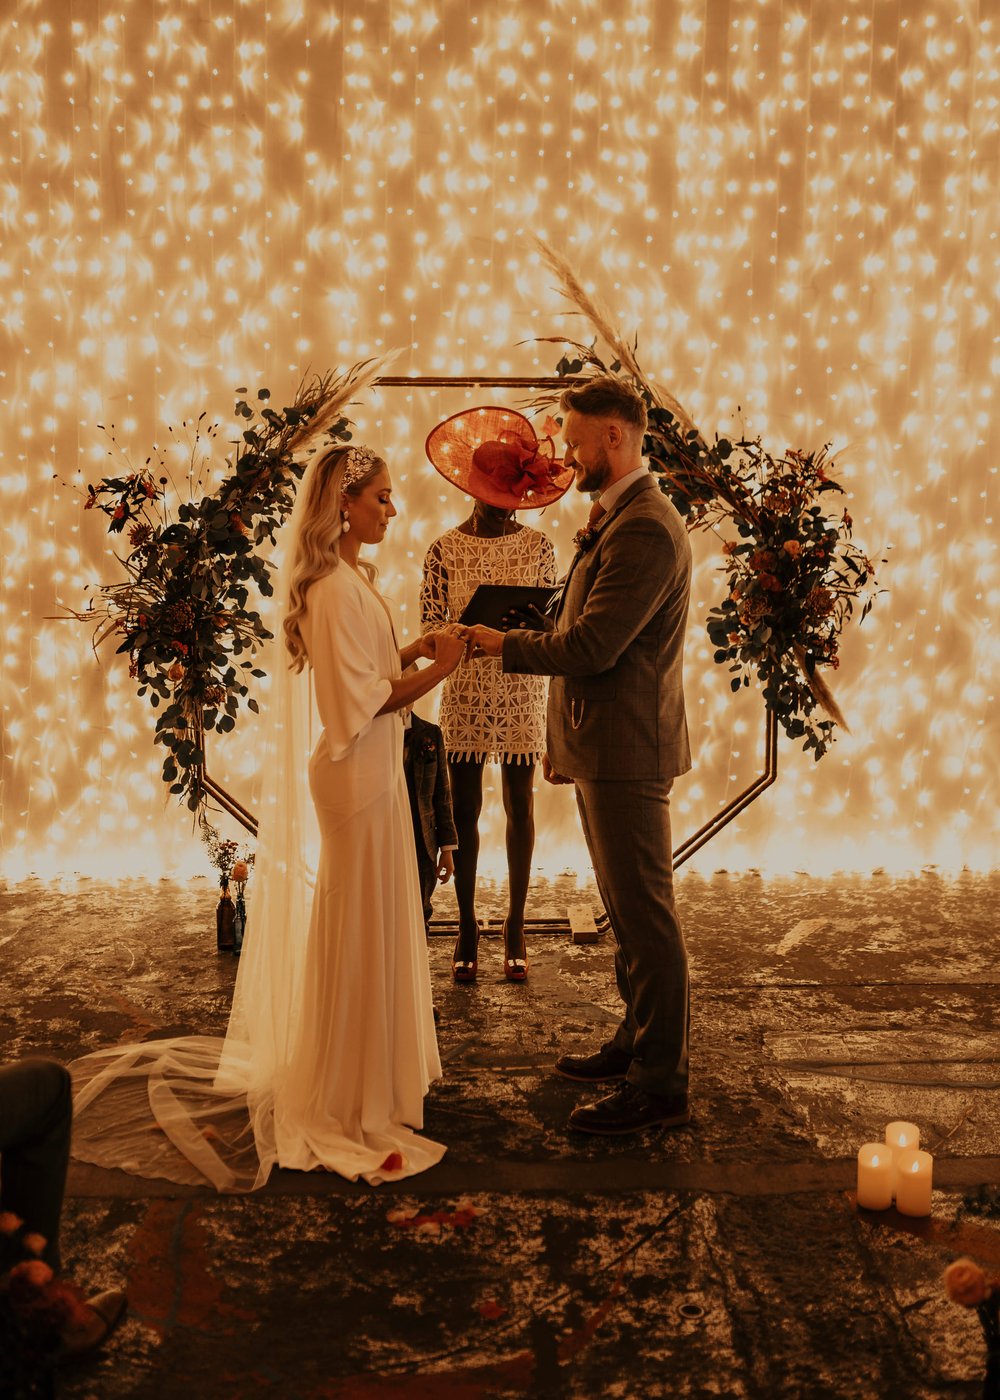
[1,0,997,880]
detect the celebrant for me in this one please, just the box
[420,407,569,984]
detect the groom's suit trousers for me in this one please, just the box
[574,776,689,1098]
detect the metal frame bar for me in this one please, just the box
[671,708,778,868]
[196,373,779,856]
[195,717,259,837]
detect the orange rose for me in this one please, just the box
[10,1259,54,1288]
[944,1258,990,1307]
[782,539,801,557]
[168,661,185,682]
[231,860,250,883]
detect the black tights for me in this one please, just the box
[448,756,535,957]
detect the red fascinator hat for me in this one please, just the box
[425,406,573,511]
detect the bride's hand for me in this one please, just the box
[432,629,467,673]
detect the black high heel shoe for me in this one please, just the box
[452,922,480,983]
[502,919,528,982]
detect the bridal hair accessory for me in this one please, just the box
[341,443,382,491]
[426,407,573,510]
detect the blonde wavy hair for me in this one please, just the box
[283,444,386,672]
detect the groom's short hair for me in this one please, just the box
[559,374,647,435]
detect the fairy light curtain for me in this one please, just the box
[0,0,996,880]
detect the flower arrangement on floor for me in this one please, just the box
[68,358,394,819]
[944,1257,1000,1399]
[532,239,881,761]
[1,1212,88,1399]
[201,817,254,952]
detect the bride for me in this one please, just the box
[71,444,466,1189]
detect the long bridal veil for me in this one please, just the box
[71,460,321,1191]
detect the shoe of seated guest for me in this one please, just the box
[568,1082,690,1136]
[58,1286,128,1364]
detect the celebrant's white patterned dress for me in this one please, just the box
[420,526,558,764]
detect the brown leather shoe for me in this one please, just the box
[58,1287,127,1363]
[569,1083,690,1136]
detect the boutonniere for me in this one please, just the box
[573,525,600,553]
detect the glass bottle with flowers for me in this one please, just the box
[201,819,253,953]
[229,856,253,955]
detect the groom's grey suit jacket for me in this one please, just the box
[502,474,692,781]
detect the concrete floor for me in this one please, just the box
[2,869,999,1398]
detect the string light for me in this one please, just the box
[0,1,996,879]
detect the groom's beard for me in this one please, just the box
[575,448,612,495]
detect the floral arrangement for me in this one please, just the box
[201,817,253,951]
[68,358,394,820]
[200,817,253,891]
[532,238,881,761]
[943,1257,1000,1398]
[1,1212,88,1398]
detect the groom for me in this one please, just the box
[468,374,693,1135]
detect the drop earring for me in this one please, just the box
[341,511,351,534]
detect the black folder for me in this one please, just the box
[458,584,559,630]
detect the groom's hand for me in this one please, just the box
[466,625,505,658]
[501,603,553,633]
[542,754,573,786]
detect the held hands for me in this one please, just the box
[465,624,505,659]
[429,626,468,674]
[425,621,504,665]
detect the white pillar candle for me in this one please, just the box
[856,1143,894,1210]
[884,1121,920,1195]
[894,1148,933,1217]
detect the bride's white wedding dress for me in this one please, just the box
[70,563,445,1189]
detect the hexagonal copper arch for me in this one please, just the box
[197,375,779,864]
